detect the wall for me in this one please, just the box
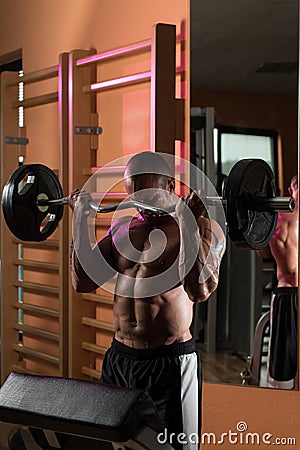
[0,0,189,166]
[0,0,187,70]
[202,383,300,448]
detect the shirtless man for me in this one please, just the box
[68,152,226,449]
[257,175,298,389]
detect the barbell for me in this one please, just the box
[1,158,295,250]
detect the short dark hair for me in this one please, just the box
[124,152,173,179]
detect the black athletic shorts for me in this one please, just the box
[269,286,298,384]
[101,338,202,450]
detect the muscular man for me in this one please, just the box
[257,175,298,389]
[68,152,226,449]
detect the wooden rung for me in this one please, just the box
[95,217,113,227]
[82,279,116,297]
[12,344,60,366]
[93,192,127,201]
[82,165,126,176]
[76,39,151,66]
[82,317,114,332]
[5,65,59,86]
[11,365,39,376]
[13,239,59,249]
[13,302,59,318]
[82,342,107,355]
[83,164,186,178]
[13,281,59,296]
[82,71,151,94]
[82,293,113,305]
[13,92,58,109]
[98,278,117,294]
[14,259,59,272]
[14,323,59,341]
[82,366,101,380]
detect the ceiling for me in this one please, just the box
[191,0,299,95]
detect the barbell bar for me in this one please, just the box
[36,193,295,213]
[1,158,296,249]
[36,196,175,214]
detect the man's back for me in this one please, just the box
[269,213,298,287]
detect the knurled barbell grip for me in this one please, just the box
[37,197,175,214]
[92,200,175,214]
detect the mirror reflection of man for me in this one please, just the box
[257,175,298,389]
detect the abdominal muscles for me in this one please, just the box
[113,284,194,348]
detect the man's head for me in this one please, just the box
[124,151,174,195]
[124,152,175,219]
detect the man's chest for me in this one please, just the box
[112,218,180,270]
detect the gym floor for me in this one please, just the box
[201,347,268,387]
[201,348,247,385]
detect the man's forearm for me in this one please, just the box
[71,213,103,292]
[182,225,225,302]
[175,199,225,302]
[71,209,116,291]
[71,250,92,292]
[70,240,98,292]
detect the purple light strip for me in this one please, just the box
[76,40,152,66]
[88,71,151,92]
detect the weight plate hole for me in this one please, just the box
[40,213,57,234]
[17,174,35,196]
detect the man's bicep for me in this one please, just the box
[93,233,116,270]
[210,220,226,254]
[72,234,116,292]
[199,218,226,262]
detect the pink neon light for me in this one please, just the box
[176,64,185,74]
[76,40,152,66]
[90,72,151,92]
[179,142,187,197]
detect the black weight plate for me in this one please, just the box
[2,164,64,242]
[224,159,277,250]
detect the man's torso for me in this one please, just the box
[108,215,194,348]
[270,214,298,287]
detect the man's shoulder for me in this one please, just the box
[275,213,289,232]
[108,215,143,235]
[270,214,288,245]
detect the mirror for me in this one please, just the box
[190,0,299,388]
